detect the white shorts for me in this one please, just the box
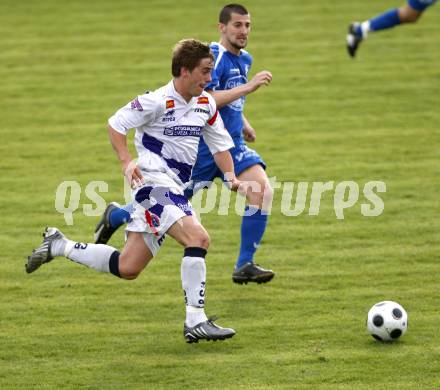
[126,176,195,256]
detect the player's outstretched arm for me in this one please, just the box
[107,125,144,188]
[208,70,272,108]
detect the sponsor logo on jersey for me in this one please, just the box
[130,98,143,111]
[193,108,210,114]
[162,109,176,122]
[228,96,245,112]
[166,99,175,109]
[225,76,246,111]
[225,75,247,90]
[229,68,240,74]
[197,96,209,104]
[163,125,203,137]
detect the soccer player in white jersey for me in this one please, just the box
[26,39,242,343]
[347,0,437,57]
[94,4,276,285]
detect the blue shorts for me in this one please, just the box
[185,143,266,198]
[408,0,436,11]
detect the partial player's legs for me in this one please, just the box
[167,215,236,343]
[346,0,435,57]
[399,4,424,22]
[233,163,275,285]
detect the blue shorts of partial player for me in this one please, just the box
[408,0,436,11]
[184,143,266,198]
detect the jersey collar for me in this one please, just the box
[216,41,241,57]
[166,80,196,105]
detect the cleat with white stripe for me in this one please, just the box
[26,227,65,274]
[183,316,235,343]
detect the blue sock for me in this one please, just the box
[109,203,133,228]
[235,206,268,269]
[369,9,400,32]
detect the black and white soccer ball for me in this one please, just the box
[366,301,408,342]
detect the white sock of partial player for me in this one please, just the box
[181,247,208,327]
[361,21,370,38]
[63,240,120,275]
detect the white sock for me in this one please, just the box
[65,241,118,273]
[186,306,208,328]
[181,248,208,327]
[361,21,370,38]
[51,236,69,257]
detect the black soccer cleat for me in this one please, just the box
[26,227,65,274]
[183,317,236,343]
[232,262,275,285]
[94,202,121,244]
[346,22,363,58]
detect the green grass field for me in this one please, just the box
[1,0,440,388]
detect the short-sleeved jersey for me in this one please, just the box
[205,42,253,143]
[108,80,234,191]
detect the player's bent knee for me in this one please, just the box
[192,230,210,249]
[399,6,422,23]
[405,13,421,23]
[121,273,139,280]
[412,14,421,23]
[168,217,210,249]
[247,181,273,209]
[119,267,142,280]
[263,182,274,202]
[184,226,210,249]
[118,255,146,280]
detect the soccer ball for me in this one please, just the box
[366,301,408,342]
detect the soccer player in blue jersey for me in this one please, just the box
[95,4,275,285]
[347,0,437,57]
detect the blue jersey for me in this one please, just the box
[186,43,266,198]
[204,42,253,144]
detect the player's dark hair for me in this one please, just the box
[171,39,214,77]
[219,4,249,24]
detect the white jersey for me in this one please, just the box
[108,80,234,190]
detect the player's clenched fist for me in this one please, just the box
[248,71,272,92]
